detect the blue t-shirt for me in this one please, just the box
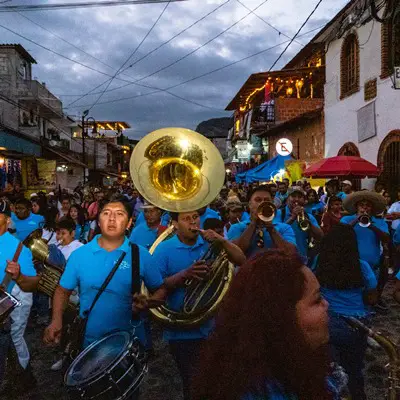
[274,207,319,257]
[135,211,170,227]
[199,207,221,228]
[11,212,44,241]
[74,222,90,243]
[0,232,36,292]
[311,256,377,317]
[241,211,250,222]
[393,224,400,247]
[275,192,289,205]
[129,223,158,250]
[227,221,296,258]
[304,202,325,216]
[340,215,389,268]
[152,234,211,341]
[60,236,164,348]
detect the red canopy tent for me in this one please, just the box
[304,156,379,179]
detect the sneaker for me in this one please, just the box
[51,359,64,371]
[375,299,389,312]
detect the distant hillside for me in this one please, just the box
[195,117,233,138]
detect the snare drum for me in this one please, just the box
[0,289,21,324]
[64,331,147,400]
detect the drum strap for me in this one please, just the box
[130,243,140,295]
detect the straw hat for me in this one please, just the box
[343,191,386,215]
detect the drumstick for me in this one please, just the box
[1,242,23,291]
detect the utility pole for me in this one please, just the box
[82,109,89,184]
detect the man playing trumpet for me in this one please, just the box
[228,186,296,258]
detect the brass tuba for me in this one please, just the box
[131,128,234,327]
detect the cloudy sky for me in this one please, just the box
[1,0,349,139]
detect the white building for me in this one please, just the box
[305,0,400,193]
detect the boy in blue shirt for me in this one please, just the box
[0,199,38,391]
[228,186,297,258]
[152,210,245,400]
[12,198,44,241]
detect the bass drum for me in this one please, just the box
[64,331,147,400]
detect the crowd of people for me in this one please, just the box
[0,176,399,400]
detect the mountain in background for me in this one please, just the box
[195,117,233,138]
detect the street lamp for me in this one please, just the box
[81,112,97,184]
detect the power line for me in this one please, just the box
[235,0,304,46]
[64,25,324,109]
[66,0,271,108]
[0,0,185,12]
[87,1,171,111]
[268,0,324,71]
[64,0,232,107]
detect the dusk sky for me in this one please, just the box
[0,0,349,138]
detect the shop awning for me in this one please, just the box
[43,146,87,168]
[0,130,41,157]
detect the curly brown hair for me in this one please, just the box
[191,249,331,400]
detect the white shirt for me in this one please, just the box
[59,240,83,261]
[42,229,58,245]
[388,201,400,230]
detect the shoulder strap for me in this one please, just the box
[281,207,286,223]
[1,242,23,290]
[85,250,127,317]
[130,243,140,295]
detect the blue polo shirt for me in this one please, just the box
[135,211,170,227]
[393,224,400,247]
[129,223,158,250]
[152,234,211,341]
[241,211,250,222]
[199,207,221,228]
[304,202,325,215]
[311,256,377,317]
[0,232,36,292]
[275,207,319,257]
[60,236,164,348]
[227,221,296,258]
[340,215,389,268]
[11,212,44,241]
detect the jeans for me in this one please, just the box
[0,330,11,386]
[10,285,32,369]
[329,314,368,400]
[169,339,204,400]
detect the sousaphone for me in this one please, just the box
[130,128,234,328]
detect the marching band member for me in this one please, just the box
[44,198,166,358]
[312,224,377,400]
[0,199,39,391]
[152,210,246,400]
[223,199,244,237]
[228,186,296,257]
[129,202,167,250]
[12,198,44,241]
[275,188,324,261]
[192,249,347,400]
[340,192,390,275]
[197,205,221,229]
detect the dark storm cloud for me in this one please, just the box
[0,0,349,138]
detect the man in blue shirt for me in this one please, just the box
[197,205,221,228]
[44,197,166,353]
[0,199,38,391]
[341,191,390,271]
[130,202,166,250]
[275,181,289,206]
[152,210,245,400]
[12,198,44,241]
[228,186,296,258]
[275,188,324,259]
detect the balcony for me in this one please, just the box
[17,80,63,118]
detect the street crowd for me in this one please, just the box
[0,176,400,400]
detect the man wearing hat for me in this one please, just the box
[275,187,324,260]
[0,199,39,390]
[129,202,167,250]
[341,191,390,273]
[341,180,353,198]
[224,199,244,237]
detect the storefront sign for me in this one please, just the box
[394,66,400,89]
[236,140,250,160]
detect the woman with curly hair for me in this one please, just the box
[192,250,346,400]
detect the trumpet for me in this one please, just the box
[297,210,311,231]
[257,201,276,223]
[358,214,371,228]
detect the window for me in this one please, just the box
[340,33,360,98]
[381,5,400,77]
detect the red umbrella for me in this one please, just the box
[304,156,379,178]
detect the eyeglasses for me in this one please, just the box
[180,215,200,223]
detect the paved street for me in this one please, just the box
[7,281,399,400]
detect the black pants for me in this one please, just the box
[169,339,204,400]
[0,330,10,386]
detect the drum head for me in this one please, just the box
[65,331,131,387]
